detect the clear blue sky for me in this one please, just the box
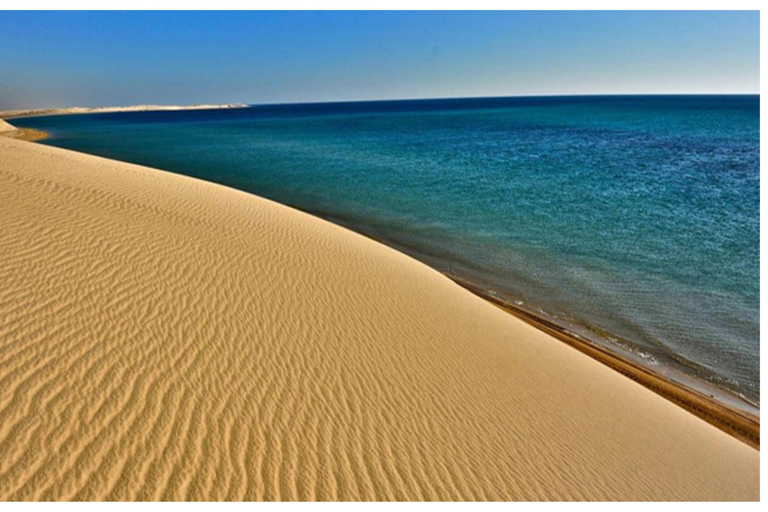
[0,11,759,109]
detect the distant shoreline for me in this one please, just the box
[0,103,248,120]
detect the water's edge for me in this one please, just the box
[14,134,759,445]
[450,276,759,448]
[316,209,760,418]
[12,97,759,420]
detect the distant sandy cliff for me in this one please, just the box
[0,103,248,119]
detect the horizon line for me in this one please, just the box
[245,92,759,107]
[3,92,758,114]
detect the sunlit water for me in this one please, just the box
[20,95,760,405]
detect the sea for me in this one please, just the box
[17,95,760,409]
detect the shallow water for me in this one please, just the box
[20,95,760,404]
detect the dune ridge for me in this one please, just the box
[0,137,759,501]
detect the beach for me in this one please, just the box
[0,135,758,500]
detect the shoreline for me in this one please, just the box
[0,118,50,142]
[11,132,760,447]
[448,275,760,449]
[307,211,760,424]
[0,127,49,142]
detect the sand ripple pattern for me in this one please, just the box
[0,138,758,501]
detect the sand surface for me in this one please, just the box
[0,137,759,501]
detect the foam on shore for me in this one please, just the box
[0,137,759,500]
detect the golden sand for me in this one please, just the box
[0,137,759,500]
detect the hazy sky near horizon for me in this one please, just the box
[0,11,759,109]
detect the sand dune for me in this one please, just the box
[0,137,758,501]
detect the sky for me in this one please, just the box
[0,11,759,109]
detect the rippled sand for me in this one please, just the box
[0,137,758,501]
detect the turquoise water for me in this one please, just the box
[19,96,760,405]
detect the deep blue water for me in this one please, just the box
[18,95,760,405]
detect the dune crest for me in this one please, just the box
[0,137,758,501]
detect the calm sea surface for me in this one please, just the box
[19,96,760,406]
